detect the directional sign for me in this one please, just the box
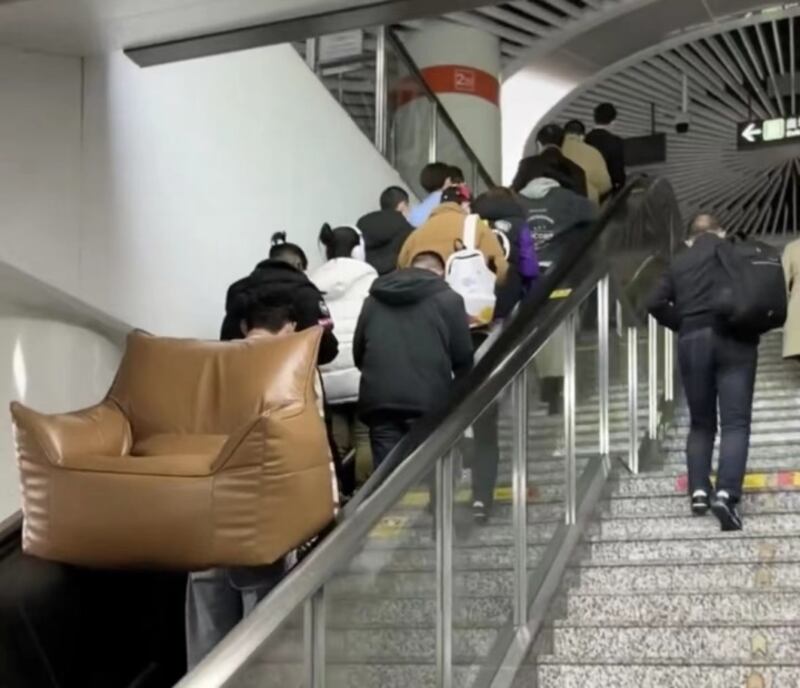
[738,116,800,149]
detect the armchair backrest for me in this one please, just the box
[109,328,322,440]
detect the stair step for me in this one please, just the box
[328,567,514,598]
[326,595,513,627]
[548,624,800,663]
[564,561,800,594]
[599,490,800,519]
[587,512,800,541]
[532,663,800,688]
[580,535,800,566]
[562,590,800,625]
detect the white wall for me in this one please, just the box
[501,57,591,184]
[80,44,407,338]
[0,317,121,520]
[0,48,83,294]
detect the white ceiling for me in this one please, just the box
[0,0,379,55]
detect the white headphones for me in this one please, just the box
[349,225,366,262]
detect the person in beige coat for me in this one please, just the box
[782,238,800,358]
[562,119,612,205]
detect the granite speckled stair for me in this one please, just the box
[513,331,800,687]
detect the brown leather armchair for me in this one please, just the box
[11,328,335,570]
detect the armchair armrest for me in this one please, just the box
[10,400,132,467]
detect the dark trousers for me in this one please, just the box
[470,330,500,508]
[678,327,758,500]
[368,412,418,469]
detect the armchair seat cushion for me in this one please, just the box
[61,453,219,477]
[132,434,228,459]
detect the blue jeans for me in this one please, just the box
[678,327,758,500]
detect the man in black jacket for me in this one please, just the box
[357,186,414,275]
[511,123,587,197]
[220,259,338,365]
[354,252,473,468]
[647,214,758,531]
[585,102,626,195]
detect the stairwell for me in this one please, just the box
[515,330,800,687]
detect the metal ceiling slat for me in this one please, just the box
[660,50,749,122]
[722,32,776,118]
[770,162,793,235]
[772,20,786,76]
[446,11,539,45]
[755,22,784,116]
[540,0,582,20]
[738,27,766,81]
[507,1,562,25]
[793,160,800,234]
[476,6,551,38]
[754,164,787,235]
[791,17,797,114]
[692,40,766,119]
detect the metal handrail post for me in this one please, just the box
[627,326,640,474]
[597,276,610,456]
[512,370,528,626]
[648,315,658,439]
[564,313,578,525]
[374,26,388,156]
[305,37,317,72]
[303,587,326,688]
[429,100,439,163]
[664,328,675,402]
[436,451,454,688]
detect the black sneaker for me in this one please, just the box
[711,492,743,531]
[472,500,489,525]
[691,490,710,517]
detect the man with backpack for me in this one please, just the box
[397,185,509,285]
[648,214,786,531]
[397,184,509,522]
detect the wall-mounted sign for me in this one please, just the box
[737,116,800,149]
[319,30,364,65]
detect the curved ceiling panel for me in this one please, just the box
[554,8,800,237]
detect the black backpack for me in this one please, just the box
[715,240,787,335]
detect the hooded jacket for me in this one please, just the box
[310,258,378,404]
[518,179,597,268]
[396,203,509,285]
[220,259,339,364]
[353,268,474,419]
[511,147,588,197]
[357,210,414,275]
[471,194,540,319]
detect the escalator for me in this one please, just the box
[174,175,683,688]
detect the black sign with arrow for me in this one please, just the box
[738,116,800,150]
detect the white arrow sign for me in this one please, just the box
[742,122,763,143]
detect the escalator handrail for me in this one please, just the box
[177,175,664,687]
[386,28,495,190]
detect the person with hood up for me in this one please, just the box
[357,186,414,275]
[310,224,378,486]
[220,232,338,365]
[472,188,540,320]
[354,251,474,470]
[518,178,596,269]
[518,178,596,415]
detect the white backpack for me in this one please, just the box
[446,214,497,328]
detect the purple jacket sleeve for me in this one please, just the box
[517,223,540,283]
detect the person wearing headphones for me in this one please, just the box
[310,224,378,488]
[220,232,339,365]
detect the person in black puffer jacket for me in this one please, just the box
[472,188,540,320]
[357,186,414,275]
[220,232,338,365]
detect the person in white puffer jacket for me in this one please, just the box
[311,223,378,488]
